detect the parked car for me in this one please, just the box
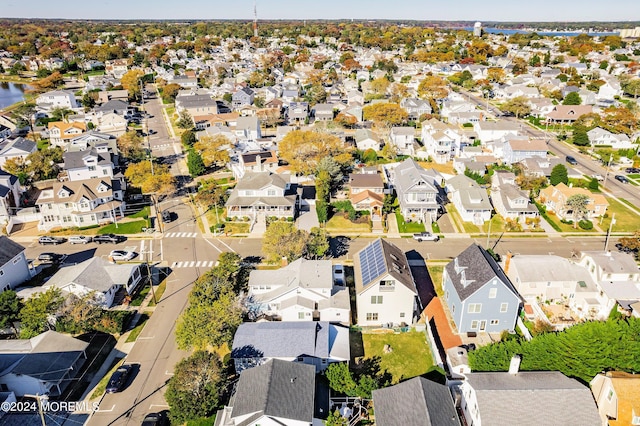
[566,156,578,165]
[109,250,136,261]
[333,264,346,285]
[38,253,64,263]
[93,234,122,244]
[141,412,169,426]
[591,174,604,181]
[38,236,66,245]
[412,232,440,242]
[614,175,630,184]
[625,167,640,174]
[106,364,134,393]
[69,235,92,244]
[161,210,174,223]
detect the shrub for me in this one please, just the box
[578,220,593,230]
[316,200,328,223]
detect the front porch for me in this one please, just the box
[226,204,295,219]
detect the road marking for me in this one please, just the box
[188,261,195,267]
[215,237,236,253]
[149,404,170,409]
[170,261,215,268]
[97,405,116,413]
[165,371,174,376]
[204,237,223,253]
[164,232,198,238]
[138,336,154,340]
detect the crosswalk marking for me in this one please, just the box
[170,260,215,268]
[152,143,173,149]
[164,232,198,238]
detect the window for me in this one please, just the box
[321,359,327,365]
[371,295,383,304]
[298,312,305,319]
[489,287,497,298]
[500,303,508,313]
[88,166,96,171]
[452,304,456,313]
[607,389,614,402]
[366,313,379,321]
[297,357,304,362]
[267,189,276,196]
[470,320,478,329]
[468,303,482,313]
[445,290,449,300]
[380,280,395,287]
[400,312,405,318]
[12,258,20,264]
[490,320,499,325]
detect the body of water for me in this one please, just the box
[464,27,619,37]
[0,82,32,110]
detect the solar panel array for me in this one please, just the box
[359,239,387,285]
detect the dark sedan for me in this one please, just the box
[106,364,134,393]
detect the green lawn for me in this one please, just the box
[361,331,435,383]
[37,139,50,150]
[98,219,149,234]
[186,417,216,426]
[426,263,445,296]
[128,206,150,219]
[395,210,426,233]
[148,279,167,307]
[326,215,371,233]
[628,174,640,180]
[542,212,589,232]
[224,221,250,234]
[126,313,150,343]
[446,204,481,233]
[601,197,640,233]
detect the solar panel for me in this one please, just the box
[359,239,387,285]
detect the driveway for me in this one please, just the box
[296,209,319,231]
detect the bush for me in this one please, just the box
[316,200,328,223]
[578,220,593,230]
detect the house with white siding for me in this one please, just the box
[0,237,32,293]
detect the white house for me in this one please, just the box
[0,236,32,293]
[0,137,37,170]
[389,126,416,156]
[0,171,22,227]
[245,258,350,323]
[225,172,297,219]
[355,239,420,326]
[43,257,145,308]
[502,138,548,164]
[354,129,382,151]
[473,121,521,143]
[587,127,634,150]
[62,148,114,182]
[47,122,86,148]
[35,90,78,111]
[446,175,492,224]
[35,178,124,231]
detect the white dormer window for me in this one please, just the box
[58,189,70,198]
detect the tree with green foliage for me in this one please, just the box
[361,148,378,164]
[181,129,197,147]
[325,410,349,426]
[501,96,531,118]
[549,164,569,186]
[565,193,590,228]
[19,288,64,338]
[165,350,227,424]
[307,227,330,259]
[161,83,181,103]
[588,178,599,192]
[562,91,582,105]
[468,317,640,383]
[262,221,310,264]
[324,358,391,399]
[187,149,206,177]
[0,291,22,329]
[572,128,590,146]
[176,110,193,129]
[26,147,64,182]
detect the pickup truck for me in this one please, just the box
[412,232,439,242]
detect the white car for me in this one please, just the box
[69,235,92,244]
[591,174,604,181]
[333,264,346,285]
[109,250,136,261]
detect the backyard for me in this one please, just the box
[352,330,435,383]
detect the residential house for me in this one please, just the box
[354,129,382,151]
[234,116,261,142]
[66,132,117,154]
[35,90,78,111]
[502,138,548,165]
[389,126,416,156]
[587,127,634,150]
[313,103,334,121]
[287,102,309,125]
[62,148,114,182]
[36,178,124,231]
[214,359,326,426]
[349,172,385,217]
[104,59,128,78]
[225,172,297,219]
[519,156,565,178]
[175,95,219,117]
[230,321,350,373]
[538,183,608,221]
[173,75,199,89]
[446,175,492,225]
[440,99,476,121]
[590,371,640,426]
[96,89,128,104]
[442,244,521,333]
[505,254,604,320]
[401,98,432,121]
[234,151,278,179]
[490,171,538,221]
[0,171,21,226]
[347,90,364,105]
[459,370,601,426]
[0,137,37,169]
[48,122,86,148]
[421,119,464,164]
[391,158,441,223]
[545,105,593,124]
[0,237,32,293]
[576,251,640,317]
[97,112,128,137]
[0,331,88,397]
[354,239,420,326]
[473,121,521,144]
[95,99,129,117]
[372,377,460,426]
[232,87,255,109]
[43,257,145,308]
[244,258,349,323]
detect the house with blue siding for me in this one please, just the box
[442,244,521,334]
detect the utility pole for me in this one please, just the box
[601,156,612,190]
[604,213,616,253]
[142,242,157,305]
[486,216,493,249]
[140,78,153,176]
[24,393,48,426]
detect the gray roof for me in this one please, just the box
[249,259,333,293]
[0,137,37,156]
[226,172,296,208]
[0,236,24,265]
[0,170,18,198]
[63,148,112,169]
[466,371,601,426]
[230,359,315,423]
[372,377,460,426]
[582,251,640,275]
[349,173,384,189]
[231,321,334,359]
[446,244,518,301]
[393,158,440,194]
[447,175,492,211]
[96,99,129,113]
[354,238,417,295]
[44,257,138,293]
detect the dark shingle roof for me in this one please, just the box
[372,377,460,426]
[63,148,111,169]
[354,238,417,295]
[230,359,315,423]
[231,321,330,359]
[0,236,25,265]
[445,244,517,301]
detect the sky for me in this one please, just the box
[2,0,639,22]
